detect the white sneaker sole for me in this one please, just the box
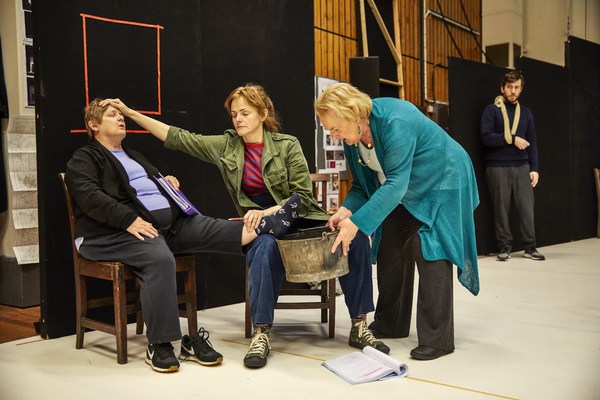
[179,352,223,366]
[145,357,179,373]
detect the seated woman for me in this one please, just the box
[66,98,301,373]
[101,85,388,369]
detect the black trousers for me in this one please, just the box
[79,214,244,345]
[486,164,536,249]
[369,205,454,352]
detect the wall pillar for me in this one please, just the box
[0,0,39,307]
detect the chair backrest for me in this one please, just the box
[310,173,330,211]
[58,172,81,263]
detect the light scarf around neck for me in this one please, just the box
[494,95,521,144]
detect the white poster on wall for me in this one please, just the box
[314,76,347,179]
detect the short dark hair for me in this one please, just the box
[501,70,524,88]
[84,98,107,139]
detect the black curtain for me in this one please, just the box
[35,0,314,338]
[449,36,600,255]
[565,36,600,240]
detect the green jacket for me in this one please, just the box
[165,126,329,221]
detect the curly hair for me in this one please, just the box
[502,70,525,88]
[224,84,281,133]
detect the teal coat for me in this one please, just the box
[343,98,480,295]
[164,126,329,221]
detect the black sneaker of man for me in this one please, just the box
[349,318,390,354]
[179,327,223,366]
[146,342,180,373]
[244,326,271,369]
[496,246,511,262]
[523,247,546,260]
[410,345,454,361]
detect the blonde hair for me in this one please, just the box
[84,98,107,139]
[314,82,372,121]
[224,84,281,133]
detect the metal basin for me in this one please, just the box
[276,226,349,283]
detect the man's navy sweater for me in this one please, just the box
[480,101,539,172]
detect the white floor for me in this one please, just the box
[1,239,599,400]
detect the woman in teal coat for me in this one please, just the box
[315,82,480,361]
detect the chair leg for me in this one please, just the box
[185,263,198,336]
[113,266,128,364]
[327,278,336,338]
[245,264,252,338]
[320,280,328,323]
[75,271,86,349]
[135,278,144,335]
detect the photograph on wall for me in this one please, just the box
[324,150,346,172]
[328,172,340,194]
[315,76,347,178]
[23,6,33,41]
[25,45,34,75]
[327,195,339,212]
[26,77,35,106]
[323,128,343,150]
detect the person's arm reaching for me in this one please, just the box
[100,98,170,142]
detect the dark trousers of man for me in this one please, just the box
[246,219,374,327]
[368,205,454,352]
[486,164,536,249]
[78,214,244,345]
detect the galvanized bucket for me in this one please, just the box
[276,226,349,283]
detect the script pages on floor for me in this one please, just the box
[322,346,409,384]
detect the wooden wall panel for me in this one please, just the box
[424,0,482,103]
[314,0,481,105]
[314,0,359,83]
[313,0,482,202]
[399,0,421,104]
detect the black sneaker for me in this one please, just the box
[146,343,180,373]
[410,345,453,361]
[496,246,511,262]
[349,318,390,354]
[179,327,223,366]
[523,247,545,260]
[244,326,270,368]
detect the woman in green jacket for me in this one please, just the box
[102,84,388,369]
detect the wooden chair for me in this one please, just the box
[595,168,600,238]
[310,173,330,210]
[59,173,198,364]
[244,173,336,339]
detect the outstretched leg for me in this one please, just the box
[255,193,301,238]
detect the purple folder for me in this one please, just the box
[154,173,201,216]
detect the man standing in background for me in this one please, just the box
[480,70,545,262]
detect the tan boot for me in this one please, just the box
[349,318,390,354]
[244,326,271,368]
